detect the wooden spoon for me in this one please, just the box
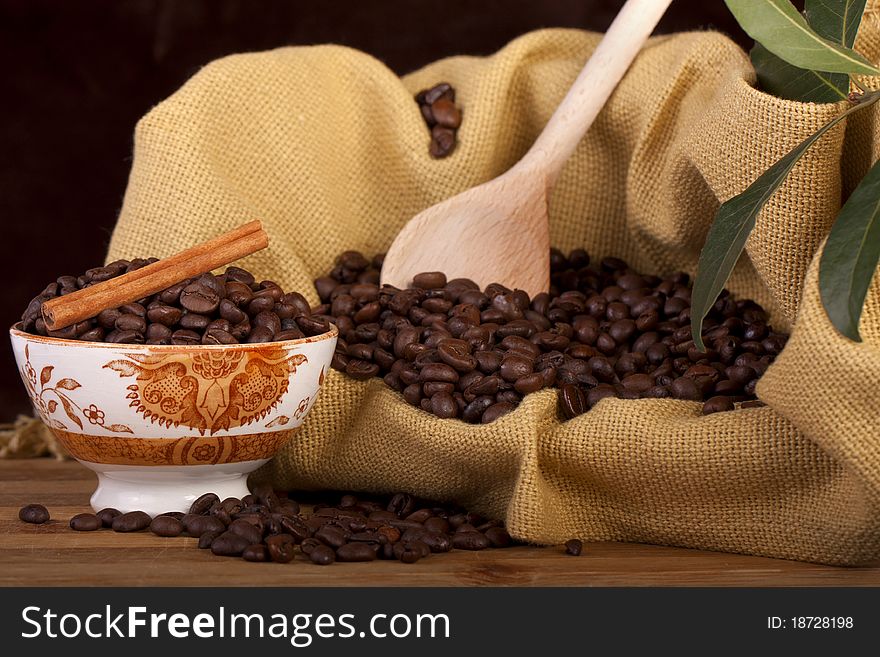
[381,0,673,297]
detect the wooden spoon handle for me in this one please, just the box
[517,0,672,185]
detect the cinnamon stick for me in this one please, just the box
[42,220,269,331]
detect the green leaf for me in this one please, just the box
[819,157,880,341]
[691,90,880,350]
[750,0,865,102]
[725,0,879,75]
[751,42,849,102]
[805,0,866,47]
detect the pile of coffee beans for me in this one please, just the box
[314,249,787,421]
[415,82,462,158]
[20,261,330,345]
[19,488,518,565]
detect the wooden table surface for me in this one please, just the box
[1,459,878,587]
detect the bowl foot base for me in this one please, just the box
[80,460,268,516]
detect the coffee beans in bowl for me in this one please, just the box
[314,248,787,422]
[11,261,337,516]
[20,261,330,345]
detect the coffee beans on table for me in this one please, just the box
[96,508,122,528]
[564,539,583,556]
[69,513,102,531]
[150,515,184,537]
[30,486,523,566]
[314,248,788,421]
[111,510,151,532]
[19,504,49,524]
[415,82,462,159]
[20,263,330,344]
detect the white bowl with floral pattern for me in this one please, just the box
[10,323,337,515]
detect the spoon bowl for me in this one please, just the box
[381,166,550,295]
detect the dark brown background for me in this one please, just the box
[0,0,749,418]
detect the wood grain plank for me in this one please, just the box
[0,459,877,587]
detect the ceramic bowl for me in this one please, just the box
[10,323,337,515]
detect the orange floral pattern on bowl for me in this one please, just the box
[102,348,308,435]
[18,343,134,434]
[52,428,296,466]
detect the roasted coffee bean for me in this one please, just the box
[198,530,221,549]
[202,328,235,345]
[184,514,226,537]
[69,513,101,531]
[145,323,172,343]
[499,355,532,382]
[670,377,702,401]
[299,537,321,554]
[462,395,495,422]
[115,313,146,333]
[422,517,450,534]
[413,271,448,289]
[587,385,617,408]
[387,493,416,518]
[112,511,152,532]
[559,384,587,419]
[190,493,220,515]
[429,126,456,158]
[419,362,459,383]
[437,340,476,372]
[482,401,515,423]
[211,531,251,557]
[247,326,275,343]
[514,372,544,394]
[419,532,453,553]
[346,359,380,380]
[171,329,201,345]
[451,532,491,550]
[485,526,512,547]
[309,544,336,565]
[621,373,654,393]
[564,539,583,556]
[395,544,423,564]
[19,503,50,524]
[150,515,183,537]
[180,282,220,314]
[404,539,432,559]
[315,525,348,548]
[266,534,296,563]
[702,395,735,415]
[430,392,458,418]
[242,544,270,562]
[106,329,144,344]
[336,542,377,562]
[431,98,462,129]
[228,519,263,545]
[96,507,121,528]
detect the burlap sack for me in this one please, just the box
[107,8,880,565]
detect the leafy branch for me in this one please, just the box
[692,0,880,348]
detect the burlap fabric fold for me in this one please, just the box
[107,12,880,565]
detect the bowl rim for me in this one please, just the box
[9,321,338,351]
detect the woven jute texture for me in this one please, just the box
[107,18,880,564]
